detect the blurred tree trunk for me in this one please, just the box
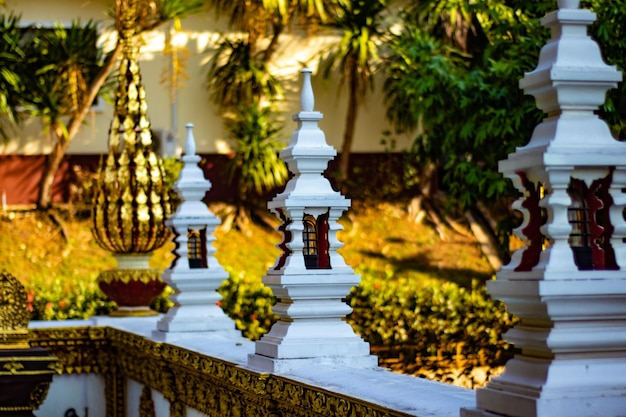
[36,43,123,210]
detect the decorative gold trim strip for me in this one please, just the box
[30,327,108,375]
[0,356,60,362]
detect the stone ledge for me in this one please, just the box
[30,316,475,417]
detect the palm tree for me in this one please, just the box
[406,0,487,55]
[207,0,330,62]
[2,0,204,210]
[206,38,282,110]
[219,103,288,231]
[204,0,333,230]
[317,0,388,188]
[0,14,27,142]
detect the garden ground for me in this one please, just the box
[0,199,510,388]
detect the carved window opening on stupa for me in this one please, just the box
[274,209,292,270]
[303,213,330,269]
[187,228,208,269]
[514,173,546,272]
[567,174,617,271]
[568,182,593,270]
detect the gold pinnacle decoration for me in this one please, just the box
[91,0,169,316]
[0,270,30,350]
[92,0,171,254]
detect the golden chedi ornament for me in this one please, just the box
[92,0,171,316]
[0,270,58,416]
[0,270,29,350]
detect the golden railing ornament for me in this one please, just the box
[0,270,29,350]
[91,0,171,316]
[0,271,58,416]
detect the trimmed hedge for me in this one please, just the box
[347,273,516,365]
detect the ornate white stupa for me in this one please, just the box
[248,69,377,372]
[155,124,237,340]
[463,1,626,416]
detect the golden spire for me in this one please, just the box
[92,0,171,254]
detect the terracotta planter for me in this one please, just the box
[98,254,166,317]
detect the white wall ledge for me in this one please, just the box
[30,316,475,417]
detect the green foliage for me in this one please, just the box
[584,0,626,139]
[161,156,184,209]
[206,38,282,110]
[318,0,389,182]
[347,274,516,363]
[0,13,26,140]
[383,1,551,211]
[319,0,388,96]
[155,0,206,22]
[218,270,277,340]
[383,1,626,211]
[28,278,115,321]
[0,16,104,140]
[223,104,288,196]
[18,20,104,133]
[213,266,514,365]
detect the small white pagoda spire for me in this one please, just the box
[154,123,236,340]
[248,69,377,372]
[463,2,626,417]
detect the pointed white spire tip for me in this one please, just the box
[300,68,315,112]
[185,123,196,156]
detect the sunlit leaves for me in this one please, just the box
[113,0,204,33]
[223,103,288,196]
[206,38,282,110]
[0,14,26,140]
[319,0,387,97]
[383,2,552,210]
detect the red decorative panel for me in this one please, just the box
[515,172,544,272]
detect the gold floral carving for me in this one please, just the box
[29,327,108,375]
[97,269,163,285]
[104,367,125,417]
[0,270,30,349]
[169,401,186,417]
[29,382,53,410]
[30,326,415,417]
[140,384,156,417]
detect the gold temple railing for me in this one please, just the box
[30,325,430,417]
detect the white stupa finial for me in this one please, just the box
[185,123,196,156]
[300,68,314,112]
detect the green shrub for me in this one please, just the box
[28,278,115,321]
[347,271,517,365]
[218,270,277,340]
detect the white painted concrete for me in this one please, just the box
[30,317,475,417]
[126,378,142,417]
[36,374,106,417]
[248,69,377,372]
